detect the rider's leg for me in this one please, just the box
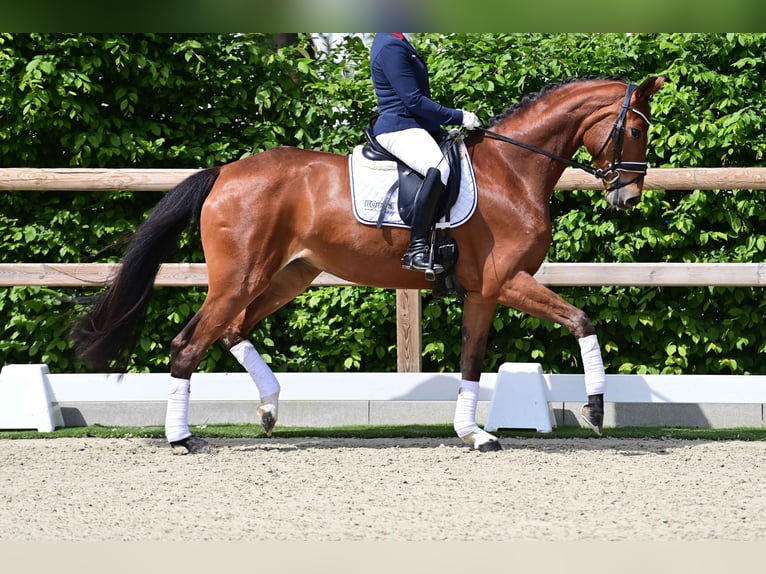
[401,167,445,273]
[375,128,450,183]
[375,128,450,274]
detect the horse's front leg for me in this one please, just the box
[498,271,605,435]
[456,295,503,452]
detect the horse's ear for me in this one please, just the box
[634,76,666,101]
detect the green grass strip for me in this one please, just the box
[1,424,765,441]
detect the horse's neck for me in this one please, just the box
[496,87,613,188]
[516,94,603,153]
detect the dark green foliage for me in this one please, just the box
[1,33,764,375]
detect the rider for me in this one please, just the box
[369,33,481,275]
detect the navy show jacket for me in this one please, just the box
[370,33,464,137]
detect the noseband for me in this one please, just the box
[481,83,651,192]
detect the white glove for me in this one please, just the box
[461,110,481,129]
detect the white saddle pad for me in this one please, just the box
[348,143,478,229]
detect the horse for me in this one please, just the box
[72,75,665,453]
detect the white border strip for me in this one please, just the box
[41,368,766,404]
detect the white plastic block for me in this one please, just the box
[0,364,64,432]
[484,363,556,433]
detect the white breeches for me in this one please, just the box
[375,128,450,185]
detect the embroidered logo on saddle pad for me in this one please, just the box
[348,143,478,229]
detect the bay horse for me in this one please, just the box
[72,76,665,453]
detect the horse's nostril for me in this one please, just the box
[625,195,641,208]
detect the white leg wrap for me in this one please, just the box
[453,379,480,438]
[165,377,191,443]
[230,340,280,399]
[579,334,606,395]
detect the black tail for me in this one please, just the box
[71,167,221,371]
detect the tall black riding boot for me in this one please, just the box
[402,167,444,276]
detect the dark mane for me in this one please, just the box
[488,75,625,127]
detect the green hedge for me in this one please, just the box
[1,33,764,375]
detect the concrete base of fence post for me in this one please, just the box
[484,363,556,433]
[0,364,63,432]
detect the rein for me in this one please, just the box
[480,83,650,191]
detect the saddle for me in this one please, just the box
[362,120,464,299]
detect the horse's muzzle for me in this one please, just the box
[606,185,642,210]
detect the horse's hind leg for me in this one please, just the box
[164,288,258,453]
[229,336,280,436]
[221,260,320,436]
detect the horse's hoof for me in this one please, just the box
[461,428,503,452]
[477,439,503,452]
[580,403,604,436]
[169,435,210,454]
[258,409,277,437]
[257,393,279,437]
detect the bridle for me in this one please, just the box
[480,83,651,192]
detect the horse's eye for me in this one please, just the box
[630,127,642,139]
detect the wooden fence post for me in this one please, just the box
[396,289,422,372]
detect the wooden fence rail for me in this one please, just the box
[1,261,764,372]
[2,167,765,371]
[1,262,765,289]
[1,167,766,191]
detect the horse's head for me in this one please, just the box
[583,76,665,210]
